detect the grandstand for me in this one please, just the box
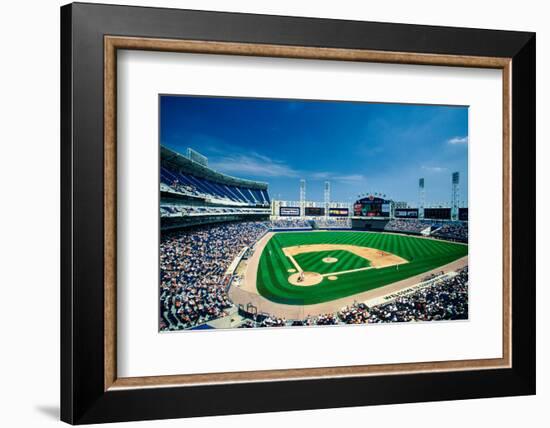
[157,95,469,332]
[160,145,271,230]
[159,150,468,331]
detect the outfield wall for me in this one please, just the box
[270,227,312,232]
[351,218,389,231]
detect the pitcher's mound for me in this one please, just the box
[288,271,323,286]
[322,257,338,264]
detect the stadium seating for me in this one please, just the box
[270,219,312,229]
[384,218,468,242]
[160,204,270,218]
[314,218,352,229]
[161,166,270,206]
[159,221,270,330]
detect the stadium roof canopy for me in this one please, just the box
[161,145,268,190]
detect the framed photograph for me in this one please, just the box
[61,2,535,424]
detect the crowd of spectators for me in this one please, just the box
[315,313,338,325]
[314,218,352,229]
[258,315,287,327]
[385,218,468,242]
[338,302,371,324]
[159,215,468,330]
[160,221,269,330]
[384,218,431,233]
[431,222,468,242]
[236,267,468,328]
[335,269,468,324]
[366,267,469,323]
[160,204,270,217]
[236,264,467,328]
[270,218,312,229]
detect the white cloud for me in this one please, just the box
[208,143,366,183]
[421,165,447,173]
[210,153,299,178]
[308,172,366,183]
[448,136,468,145]
[310,172,332,180]
[334,174,366,183]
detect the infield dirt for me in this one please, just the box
[229,231,468,319]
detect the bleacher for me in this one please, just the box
[161,166,270,206]
[161,204,270,218]
[431,222,468,242]
[384,218,468,242]
[160,146,271,230]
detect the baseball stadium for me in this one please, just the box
[159,96,468,331]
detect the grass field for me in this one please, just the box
[293,249,371,275]
[256,231,468,305]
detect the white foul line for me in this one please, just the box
[320,266,374,277]
[287,254,303,273]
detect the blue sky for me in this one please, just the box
[160,95,468,206]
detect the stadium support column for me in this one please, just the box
[419,178,425,219]
[324,181,330,219]
[451,172,460,221]
[300,179,306,219]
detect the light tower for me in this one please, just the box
[300,179,306,219]
[418,178,425,219]
[451,172,460,221]
[324,181,331,218]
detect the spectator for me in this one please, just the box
[366,267,468,323]
[160,221,269,330]
[271,218,312,229]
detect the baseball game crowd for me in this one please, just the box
[384,218,431,233]
[431,222,468,242]
[238,267,468,327]
[385,218,468,242]
[270,218,312,229]
[159,221,269,330]
[313,218,352,229]
[336,269,468,324]
[159,218,468,330]
[365,267,469,323]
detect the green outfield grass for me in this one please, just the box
[293,249,371,275]
[256,231,468,305]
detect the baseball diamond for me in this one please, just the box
[159,96,470,331]
[294,250,371,275]
[255,231,468,305]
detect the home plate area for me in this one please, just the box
[288,271,323,286]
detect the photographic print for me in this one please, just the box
[159,96,469,331]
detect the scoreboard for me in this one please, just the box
[424,208,451,220]
[329,208,349,217]
[305,207,325,216]
[353,196,391,218]
[395,208,419,218]
[459,208,468,221]
[279,207,300,217]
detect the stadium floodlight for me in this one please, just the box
[300,179,306,219]
[418,178,425,219]
[451,172,460,221]
[324,181,331,219]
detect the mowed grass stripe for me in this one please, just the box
[293,250,370,275]
[256,231,467,305]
